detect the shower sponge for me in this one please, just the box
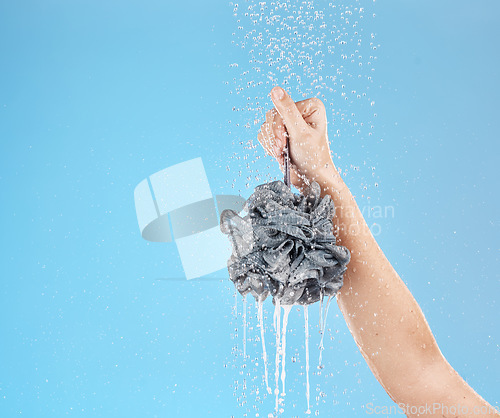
[220,180,350,305]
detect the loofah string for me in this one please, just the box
[283,136,291,188]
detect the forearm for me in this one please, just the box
[315,166,433,392]
[315,165,497,415]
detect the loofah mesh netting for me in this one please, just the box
[220,180,350,306]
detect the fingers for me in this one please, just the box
[257,130,269,155]
[258,108,287,160]
[259,90,327,169]
[258,122,281,161]
[268,110,287,148]
[258,123,276,158]
[271,86,309,135]
[257,89,329,192]
[259,91,327,166]
[270,87,327,131]
[257,109,308,191]
[294,97,327,130]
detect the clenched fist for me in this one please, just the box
[258,86,338,193]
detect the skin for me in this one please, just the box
[257,86,499,417]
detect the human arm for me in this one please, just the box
[258,86,499,417]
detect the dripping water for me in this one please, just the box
[273,299,281,415]
[280,305,292,396]
[243,295,247,359]
[318,294,334,368]
[304,305,311,415]
[319,289,324,332]
[258,299,271,394]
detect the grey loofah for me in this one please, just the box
[220,180,350,305]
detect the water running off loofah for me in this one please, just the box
[222,141,350,414]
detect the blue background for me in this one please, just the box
[0,0,498,416]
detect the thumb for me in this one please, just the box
[270,86,308,135]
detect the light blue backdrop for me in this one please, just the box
[0,0,498,416]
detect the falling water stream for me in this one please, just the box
[280,305,292,397]
[257,299,271,394]
[304,305,311,415]
[242,296,247,359]
[318,295,334,368]
[250,299,335,416]
[273,299,281,415]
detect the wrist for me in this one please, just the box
[313,161,346,197]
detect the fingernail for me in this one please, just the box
[272,86,284,100]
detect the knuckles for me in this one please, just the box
[308,97,325,111]
[265,109,276,122]
[260,121,270,136]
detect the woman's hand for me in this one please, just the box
[257,86,338,193]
